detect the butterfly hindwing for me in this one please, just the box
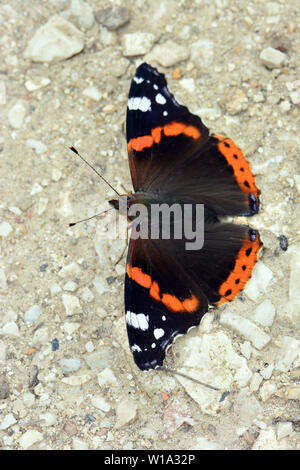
[124,220,262,370]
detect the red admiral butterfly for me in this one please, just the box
[109,63,262,371]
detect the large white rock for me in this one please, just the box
[122,32,155,57]
[220,311,271,350]
[174,331,252,415]
[24,15,84,63]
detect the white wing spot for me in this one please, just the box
[154,328,164,340]
[151,343,156,349]
[133,76,144,84]
[131,344,142,353]
[153,84,159,90]
[163,111,168,116]
[162,315,166,321]
[126,311,149,331]
[155,93,167,105]
[128,96,151,112]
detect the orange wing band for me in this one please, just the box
[128,121,201,152]
[216,233,263,305]
[214,134,260,198]
[127,265,199,313]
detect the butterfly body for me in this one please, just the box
[112,63,262,371]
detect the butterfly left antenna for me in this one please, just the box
[68,208,115,227]
[68,146,120,197]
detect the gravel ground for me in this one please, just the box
[0,0,299,451]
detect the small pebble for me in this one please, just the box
[146,40,189,67]
[19,430,43,450]
[259,47,287,69]
[83,86,102,101]
[254,299,276,327]
[115,397,137,428]
[8,101,26,128]
[63,421,78,437]
[277,422,293,440]
[26,139,47,155]
[51,338,59,351]
[0,413,17,430]
[278,235,288,251]
[91,396,111,413]
[24,304,41,323]
[122,32,155,57]
[64,0,95,30]
[1,321,20,337]
[24,15,84,63]
[0,221,12,237]
[95,6,131,30]
[59,358,81,372]
[62,294,81,316]
[39,263,48,272]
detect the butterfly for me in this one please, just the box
[109,63,262,371]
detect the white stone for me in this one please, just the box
[0,267,7,290]
[8,100,26,128]
[290,90,300,105]
[24,15,84,63]
[85,340,94,352]
[23,392,35,407]
[115,397,137,428]
[122,32,155,57]
[0,413,17,430]
[0,221,12,237]
[97,367,118,387]
[62,322,80,335]
[62,294,81,316]
[26,139,47,155]
[25,77,50,91]
[277,422,293,440]
[189,437,219,450]
[38,197,48,215]
[1,321,20,337]
[80,286,94,302]
[190,39,214,66]
[288,245,300,324]
[51,168,62,182]
[145,40,189,67]
[243,261,273,302]
[275,336,300,372]
[240,341,252,359]
[24,304,41,323]
[59,262,81,279]
[19,430,43,450]
[220,311,271,350]
[50,282,62,296]
[249,372,263,392]
[64,0,95,30]
[179,78,196,93]
[91,395,111,412]
[83,86,102,101]
[279,100,291,113]
[254,299,276,327]
[59,358,81,372]
[32,327,49,345]
[39,412,57,427]
[259,381,277,402]
[93,276,108,296]
[174,332,252,415]
[61,373,91,386]
[260,363,274,380]
[260,47,287,69]
[252,428,281,450]
[63,281,78,292]
[72,437,88,450]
